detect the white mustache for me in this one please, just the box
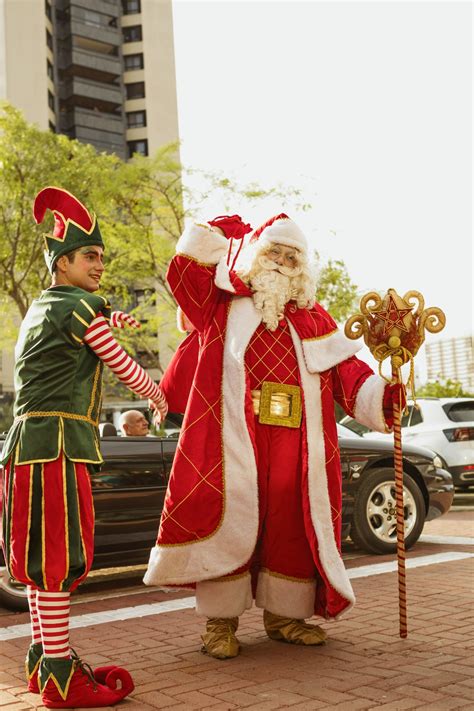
[258,255,302,277]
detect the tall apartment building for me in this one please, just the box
[0,0,179,158]
[426,336,474,392]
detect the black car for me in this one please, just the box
[0,423,453,610]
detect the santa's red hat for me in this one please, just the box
[250,213,308,255]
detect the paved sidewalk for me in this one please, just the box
[0,553,472,710]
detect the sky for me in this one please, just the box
[171,0,472,382]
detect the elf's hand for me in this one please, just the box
[383,382,407,429]
[208,215,252,241]
[149,394,168,425]
[110,311,141,330]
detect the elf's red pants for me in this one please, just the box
[196,420,318,618]
[2,453,95,592]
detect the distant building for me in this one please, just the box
[0,0,180,397]
[0,0,179,158]
[425,336,474,392]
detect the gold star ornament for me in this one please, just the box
[372,292,413,336]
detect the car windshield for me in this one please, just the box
[400,404,423,428]
[442,401,474,422]
[337,420,362,437]
[339,416,371,436]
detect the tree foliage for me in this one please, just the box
[0,102,358,365]
[314,256,358,323]
[416,378,473,398]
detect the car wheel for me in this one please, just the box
[0,568,28,611]
[350,468,425,555]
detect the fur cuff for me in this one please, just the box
[176,223,229,265]
[215,256,236,293]
[255,569,316,619]
[302,331,362,373]
[354,374,388,433]
[195,574,253,617]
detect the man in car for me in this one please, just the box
[0,187,167,708]
[120,409,151,436]
[145,213,404,659]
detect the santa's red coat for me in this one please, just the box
[145,224,389,620]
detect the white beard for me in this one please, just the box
[250,257,300,331]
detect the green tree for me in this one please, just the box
[417,378,473,398]
[0,103,122,319]
[314,256,358,323]
[0,102,358,362]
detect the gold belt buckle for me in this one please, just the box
[252,381,302,428]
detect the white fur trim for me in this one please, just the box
[354,373,388,433]
[302,331,362,373]
[255,570,316,619]
[288,321,355,614]
[257,218,308,254]
[176,223,229,265]
[144,297,262,586]
[176,307,187,333]
[214,256,236,293]
[196,574,253,617]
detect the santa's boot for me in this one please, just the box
[201,617,240,659]
[263,610,327,645]
[39,655,134,708]
[26,646,117,695]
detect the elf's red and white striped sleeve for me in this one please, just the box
[110,310,141,330]
[84,314,167,416]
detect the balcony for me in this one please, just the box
[70,0,121,15]
[60,76,123,112]
[60,48,122,83]
[60,107,124,134]
[59,107,126,159]
[57,17,121,48]
[75,126,126,159]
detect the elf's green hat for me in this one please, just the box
[33,186,104,273]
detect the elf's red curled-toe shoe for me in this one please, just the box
[26,645,118,695]
[40,656,134,708]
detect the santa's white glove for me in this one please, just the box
[149,393,168,425]
[110,311,141,330]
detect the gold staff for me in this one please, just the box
[345,289,445,638]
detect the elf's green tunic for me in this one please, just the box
[1,286,110,591]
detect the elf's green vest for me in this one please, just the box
[1,286,110,466]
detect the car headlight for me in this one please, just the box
[432,455,443,469]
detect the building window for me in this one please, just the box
[48,121,56,132]
[47,91,55,111]
[45,0,52,20]
[46,29,53,50]
[123,25,142,42]
[47,60,54,80]
[126,81,145,100]
[124,53,144,71]
[127,110,146,128]
[84,10,102,27]
[127,139,148,157]
[122,0,141,14]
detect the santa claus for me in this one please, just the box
[145,213,403,658]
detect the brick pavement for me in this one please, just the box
[0,553,472,710]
